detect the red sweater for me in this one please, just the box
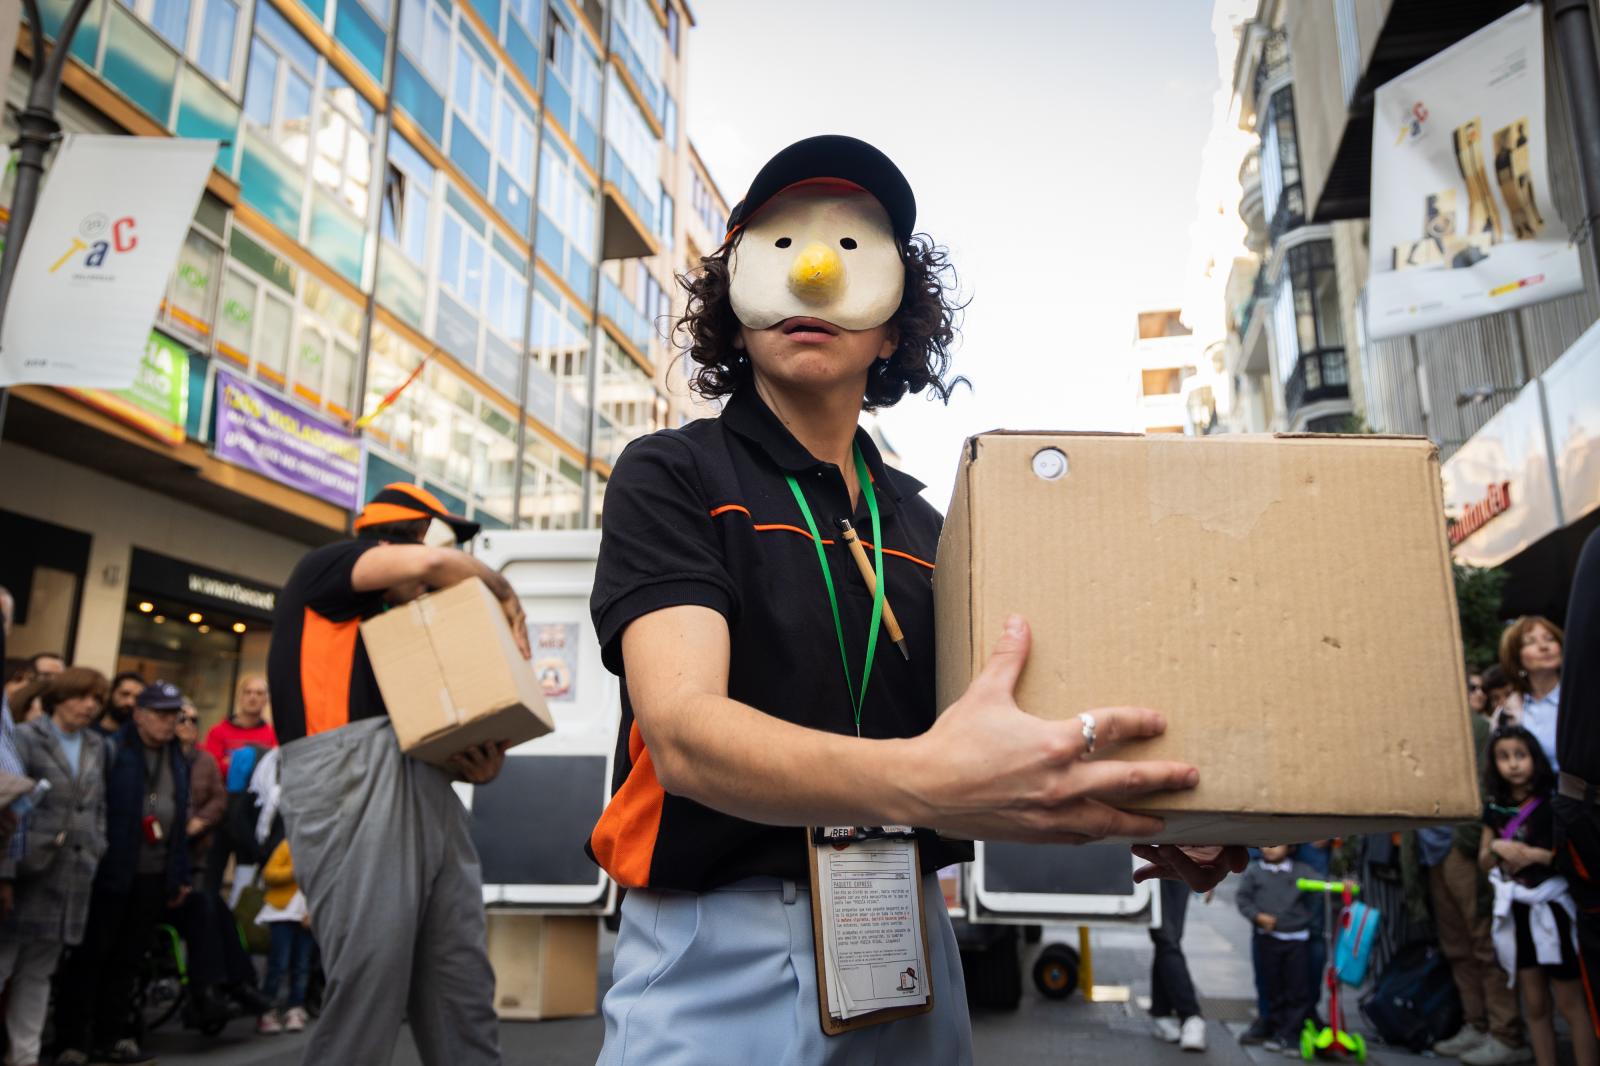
[202,718,278,782]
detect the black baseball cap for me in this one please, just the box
[724,135,916,243]
[137,680,185,712]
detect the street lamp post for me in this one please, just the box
[0,0,96,430]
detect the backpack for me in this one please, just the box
[225,744,264,792]
[1358,943,1463,1051]
[1335,900,1381,985]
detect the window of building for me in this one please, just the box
[1141,368,1182,397]
[536,137,598,296]
[1260,86,1304,239]
[453,39,496,139]
[611,0,664,118]
[657,185,674,249]
[313,67,375,219]
[121,0,247,89]
[243,2,317,150]
[484,250,527,343]
[604,68,659,232]
[665,3,679,56]
[398,0,452,85]
[496,88,536,194]
[440,207,487,310]
[543,9,601,163]
[594,334,660,465]
[161,200,228,343]
[528,280,591,445]
[517,436,583,529]
[1271,239,1345,412]
[381,131,435,265]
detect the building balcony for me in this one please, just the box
[601,154,661,261]
[1282,348,1351,426]
[1267,181,1306,245]
[1238,147,1266,253]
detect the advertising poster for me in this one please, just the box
[532,623,580,703]
[64,330,189,444]
[213,368,363,510]
[0,135,216,386]
[1367,5,1581,341]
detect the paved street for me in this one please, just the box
[144,876,1450,1066]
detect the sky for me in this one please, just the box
[683,0,1219,507]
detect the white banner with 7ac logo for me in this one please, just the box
[0,134,215,388]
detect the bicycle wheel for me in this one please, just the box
[139,924,188,1033]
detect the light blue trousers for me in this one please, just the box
[597,873,973,1066]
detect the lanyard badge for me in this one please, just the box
[785,443,885,737]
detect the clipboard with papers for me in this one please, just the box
[806,826,935,1035]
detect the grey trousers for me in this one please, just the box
[280,718,500,1066]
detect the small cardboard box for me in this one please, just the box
[486,913,599,1021]
[361,577,554,766]
[934,432,1480,844]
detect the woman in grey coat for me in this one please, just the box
[0,667,109,1066]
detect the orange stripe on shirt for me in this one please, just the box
[589,722,665,889]
[712,506,935,568]
[300,608,360,737]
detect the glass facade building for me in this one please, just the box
[14,0,704,532]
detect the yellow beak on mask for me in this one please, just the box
[788,242,843,303]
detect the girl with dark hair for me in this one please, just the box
[1479,726,1596,1066]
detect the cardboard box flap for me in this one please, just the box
[934,432,1479,833]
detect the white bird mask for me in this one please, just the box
[728,182,905,333]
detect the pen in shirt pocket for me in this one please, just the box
[835,517,910,661]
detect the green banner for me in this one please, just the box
[67,331,190,444]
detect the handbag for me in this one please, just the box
[1335,899,1381,985]
[232,876,271,954]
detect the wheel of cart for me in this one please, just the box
[951,843,1159,1007]
[1031,942,1080,999]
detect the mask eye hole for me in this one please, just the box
[775,237,792,249]
[840,237,858,250]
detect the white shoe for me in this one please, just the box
[282,1005,308,1032]
[1460,1035,1534,1065]
[1152,1016,1181,1042]
[1434,1025,1488,1056]
[1179,1015,1207,1052]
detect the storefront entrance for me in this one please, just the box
[116,549,278,729]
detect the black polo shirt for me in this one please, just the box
[588,386,971,891]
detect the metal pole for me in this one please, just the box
[0,0,97,438]
[580,3,613,529]
[1551,0,1600,286]
[0,0,96,332]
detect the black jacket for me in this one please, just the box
[97,722,190,896]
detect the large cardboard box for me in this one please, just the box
[361,578,554,766]
[934,432,1480,844]
[486,913,599,1021]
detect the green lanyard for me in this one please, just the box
[785,444,885,737]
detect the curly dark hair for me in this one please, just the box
[673,232,966,411]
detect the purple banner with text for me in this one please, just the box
[213,368,363,510]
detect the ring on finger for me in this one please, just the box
[1078,712,1097,755]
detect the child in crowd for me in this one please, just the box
[1479,725,1597,1066]
[1237,844,1318,1054]
[256,833,315,1036]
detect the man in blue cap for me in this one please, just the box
[54,681,192,1066]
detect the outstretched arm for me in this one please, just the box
[624,609,1203,842]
